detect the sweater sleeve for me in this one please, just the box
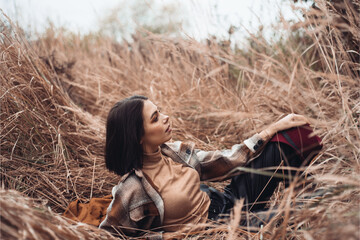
[164,133,265,181]
[195,134,264,181]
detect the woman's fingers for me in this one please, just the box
[294,114,310,124]
[273,114,310,132]
[288,114,310,127]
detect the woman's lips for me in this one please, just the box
[165,125,172,133]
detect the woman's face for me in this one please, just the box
[141,100,172,153]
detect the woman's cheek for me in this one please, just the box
[155,126,165,140]
[147,125,164,142]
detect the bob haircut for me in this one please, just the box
[105,95,148,175]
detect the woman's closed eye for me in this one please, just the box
[152,111,160,122]
[151,108,162,123]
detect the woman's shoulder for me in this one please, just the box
[161,140,195,156]
[112,170,143,195]
[111,170,156,206]
[161,140,182,153]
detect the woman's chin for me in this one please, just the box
[164,135,172,143]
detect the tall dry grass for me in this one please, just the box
[0,189,116,239]
[1,0,359,239]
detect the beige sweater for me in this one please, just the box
[142,147,211,232]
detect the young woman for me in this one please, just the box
[99,95,318,239]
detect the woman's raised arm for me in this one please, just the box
[259,114,310,141]
[162,114,310,181]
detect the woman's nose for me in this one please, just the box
[163,114,169,124]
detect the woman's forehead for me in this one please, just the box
[143,100,158,117]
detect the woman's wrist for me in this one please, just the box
[259,130,269,141]
[259,126,276,141]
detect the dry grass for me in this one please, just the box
[0,189,116,239]
[1,0,359,239]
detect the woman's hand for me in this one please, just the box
[259,114,310,140]
[271,114,310,132]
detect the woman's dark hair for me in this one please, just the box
[105,95,148,175]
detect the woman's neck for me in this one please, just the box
[143,146,162,164]
[143,144,160,154]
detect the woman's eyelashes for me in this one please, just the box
[153,110,160,122]
[152,109,162,123]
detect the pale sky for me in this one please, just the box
[1,0,310,42]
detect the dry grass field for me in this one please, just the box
[1,0,359,239]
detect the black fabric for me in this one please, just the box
[200,184,226,220]
[207,142,304,220]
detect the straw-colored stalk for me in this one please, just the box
[1,0,359,239]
